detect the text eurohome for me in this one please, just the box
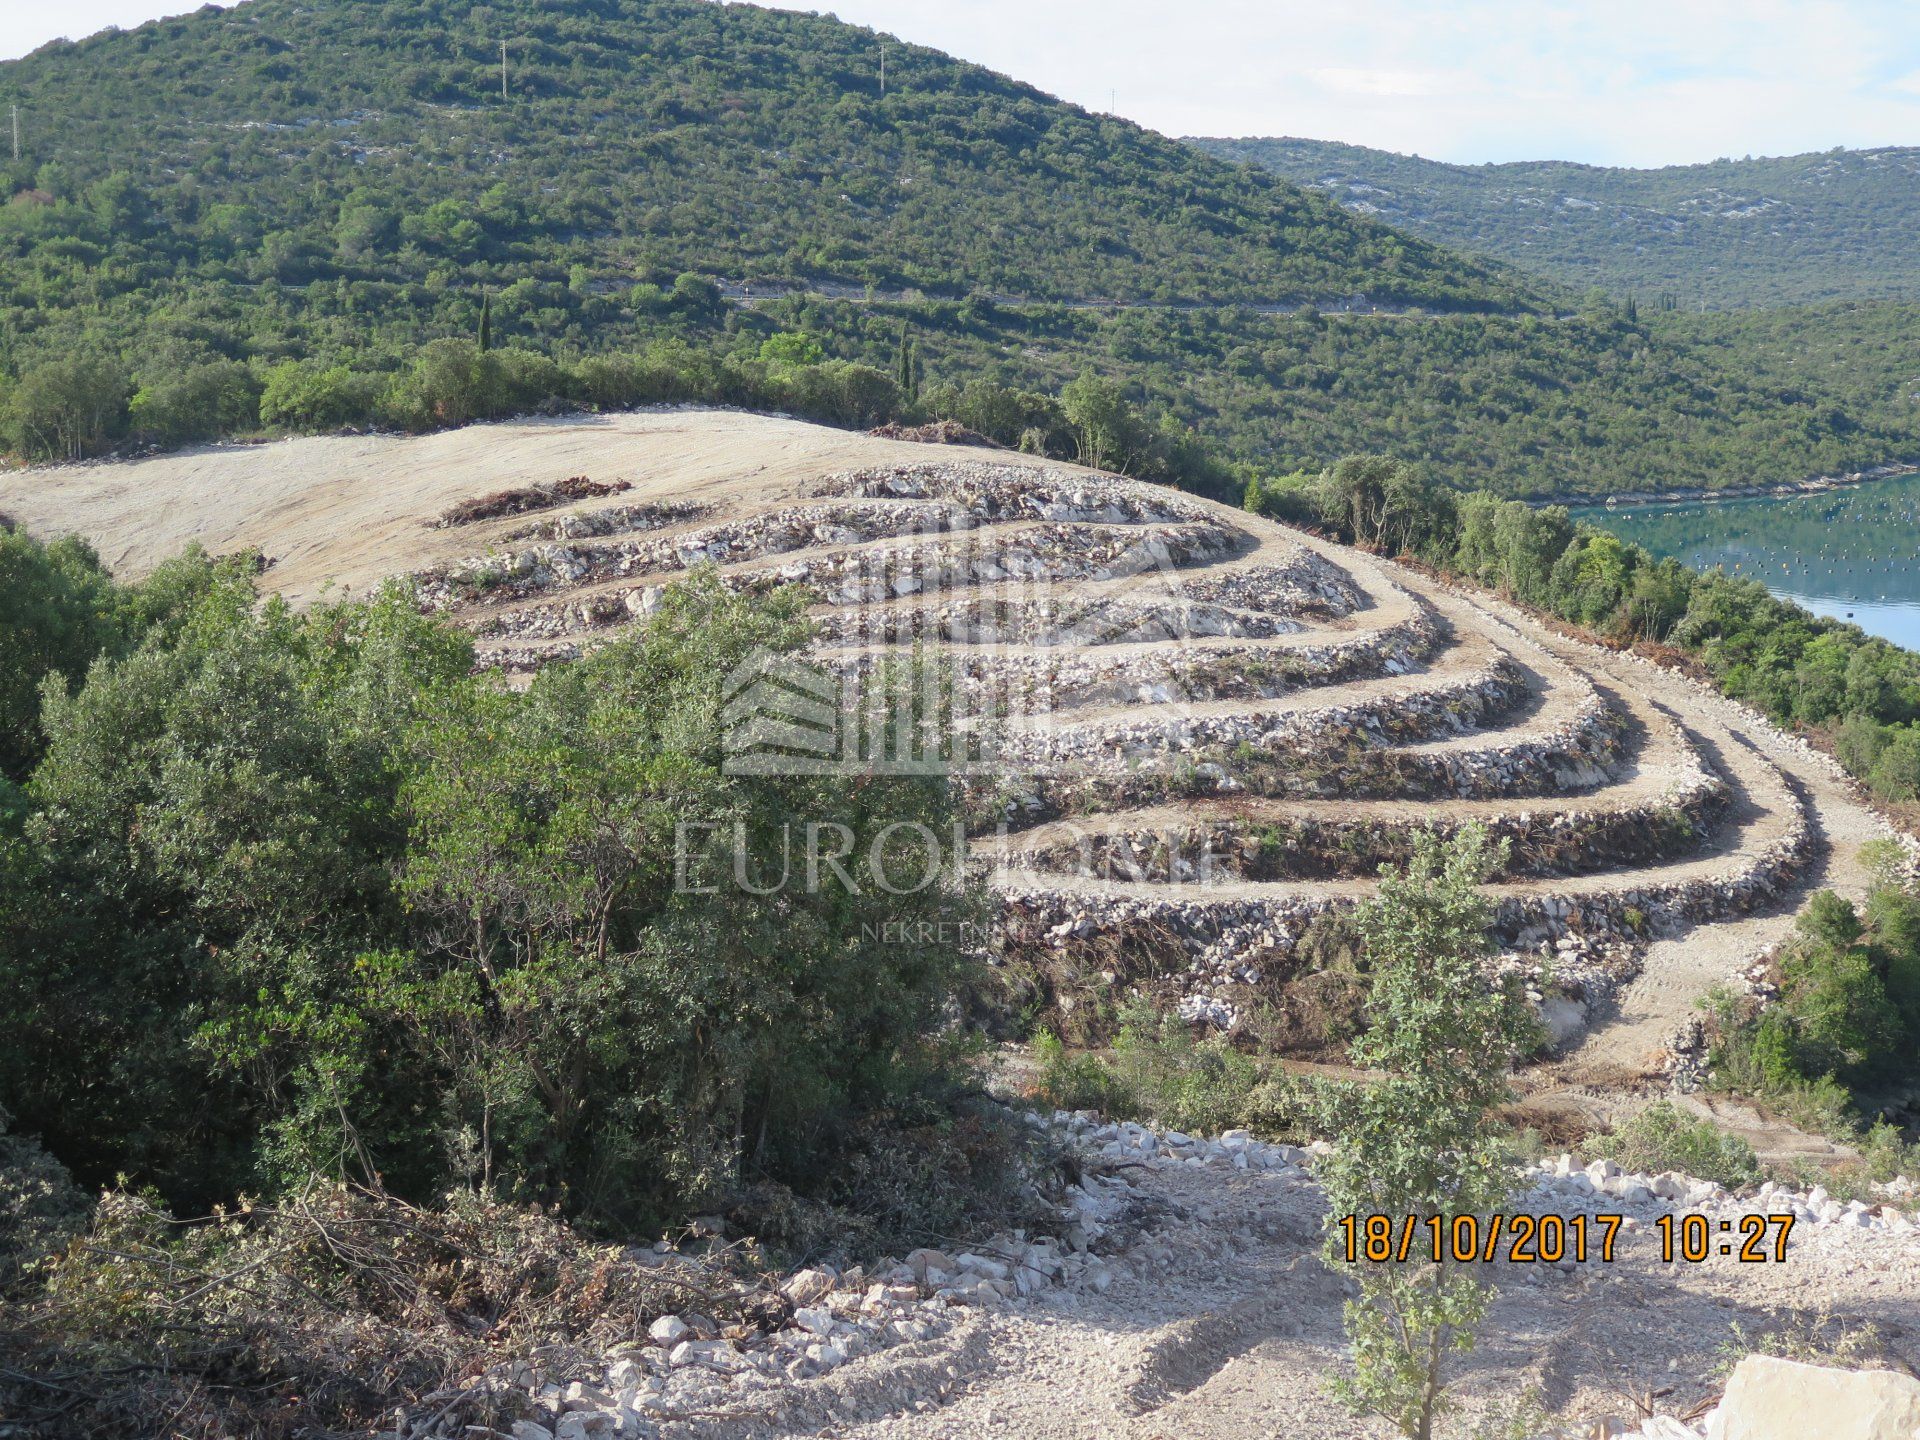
[674,819,971,896]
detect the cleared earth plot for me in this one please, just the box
[3,409,1887,1124]
[5,409,1910,1435]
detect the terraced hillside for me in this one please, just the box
[6,411,1898,1142]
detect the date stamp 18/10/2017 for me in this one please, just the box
[1336,1212,1795,1266]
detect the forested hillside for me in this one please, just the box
[1,0,1917,493]
[0,0,1523,357]
[1189,136,1920,310]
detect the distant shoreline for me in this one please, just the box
[1534,460,1920,511]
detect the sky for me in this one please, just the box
[6,0,1920,167]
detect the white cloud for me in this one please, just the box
[1309,68,1460,100]
[820,0,1920,164]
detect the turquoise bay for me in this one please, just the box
[1574,474,1920,651]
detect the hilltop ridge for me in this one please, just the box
[1,0,1916,493]
[1188,136,1920,308]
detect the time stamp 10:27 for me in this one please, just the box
[1336,1213,1796,1265]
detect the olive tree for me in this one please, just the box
[1317,825,1538,1440]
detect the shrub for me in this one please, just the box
[4,355,131,461]
[259,360,384,432]
[5,566,991,1231]
[128,359,262,447]
[1867,728,1920,801]
[1317,825,1536,1440]
[384,340,570,430]
[0,530,123,781]
[774,358,903,429]
[1602,1101,1761,1189]
[1244,470,1324,525]
[1028,1011,1315,1140]
[0,1108,88,1288]
[1108,1008,1263,1136]
[1860,1122,1920,1184]
[1032,1030,1138,1117]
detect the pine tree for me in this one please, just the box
[895,322,918,404]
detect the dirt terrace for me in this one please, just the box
[2,410,1899,1156]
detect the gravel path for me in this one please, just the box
[822,1152,1920,1440]
[1461,578,1896,1160]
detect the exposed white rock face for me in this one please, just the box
[1705,1355,1920,1440]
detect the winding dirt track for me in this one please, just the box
[11,409,1914,1438]
[4,410,1897,1148]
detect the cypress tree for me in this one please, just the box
[478,291,493,353]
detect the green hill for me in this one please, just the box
[0,0,1523,352]
[0,0,1916,496]
[1188,136,1920,310]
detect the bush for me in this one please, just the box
[128,359,262,447]
[1244,470,1324,525]
[1108,1008,1264,1136]
[0,1108,88,1288]
[773,358,902,429]
[1028,1009,1313,1139]
[1032,1030,1138,1117]
[1860,1122,1920,1183]
[259,360,384,432]
[4,355,131,461]
[5,564,989,1229]
[1602,1101,1762,1189]
[0,531,123,781]
[922,378,1068,452]
[384,340,570,430]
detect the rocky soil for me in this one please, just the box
[14,411,1919,1438]
[408,1112,1920,1440]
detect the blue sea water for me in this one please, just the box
[1573,474,1920,651]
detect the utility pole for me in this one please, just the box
[880,44,887,96]
[501,40,509,101]
[10,105,17,163]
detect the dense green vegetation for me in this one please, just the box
[1,0,1917,493]
[1251,457,1920,806]
[0,0,1513,408]
[0,535,1003,1235]
[1658,299,1920,448]
[1707,851,1920,1147]
[1601,1101,1763,1190]
[1193,137,1920,309]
